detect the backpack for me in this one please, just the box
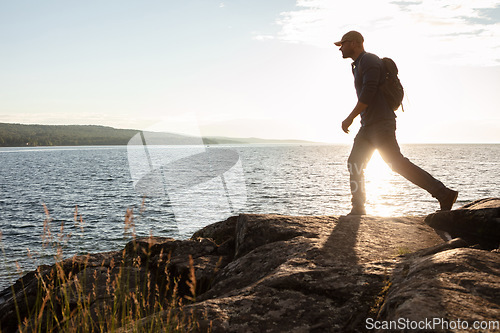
[380,57,404,111]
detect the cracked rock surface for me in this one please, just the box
[1,199,499,332]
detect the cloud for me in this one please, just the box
[268,0,500,66]
[252,34,275,41]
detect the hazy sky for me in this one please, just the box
[1,0,499,143]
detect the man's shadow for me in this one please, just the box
[314,215,376,331]
[322,215,362,266]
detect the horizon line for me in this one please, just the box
[0,121,498,145]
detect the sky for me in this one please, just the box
[1,0,499,143]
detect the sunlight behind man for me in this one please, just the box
[365,150,397,216]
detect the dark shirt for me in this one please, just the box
[352,51,396,126]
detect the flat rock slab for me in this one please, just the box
[135,214,443,332]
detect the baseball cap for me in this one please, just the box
[334,31,364,46]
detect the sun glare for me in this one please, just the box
[365,150,397,216]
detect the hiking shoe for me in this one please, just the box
[346,206,367,216]
[438,189,459,211]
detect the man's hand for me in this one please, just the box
[342,117,353,133]
[342,101,367,134]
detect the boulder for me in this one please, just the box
[377,243,500,332]
[425,198,500,249]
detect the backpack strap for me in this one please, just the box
[353,53,367,76]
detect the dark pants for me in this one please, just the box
[347,121,447,208]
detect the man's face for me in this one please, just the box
[339,41,355,59]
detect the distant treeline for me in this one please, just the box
[0,123,140,147]
[0,122,318,147]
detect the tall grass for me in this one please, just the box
[0,203,209,332]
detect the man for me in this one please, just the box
[335,31,458,215]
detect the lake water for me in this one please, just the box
[0,144,499,291]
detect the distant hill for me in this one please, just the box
[0,123,142,147]
[0,123,319,147]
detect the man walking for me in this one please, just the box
[335,31,458,215]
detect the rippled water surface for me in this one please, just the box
[0,144,499,290]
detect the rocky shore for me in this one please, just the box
[0,198,499,332]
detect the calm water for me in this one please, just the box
[0,144,499,290]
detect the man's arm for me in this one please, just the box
[342,101,367,133]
